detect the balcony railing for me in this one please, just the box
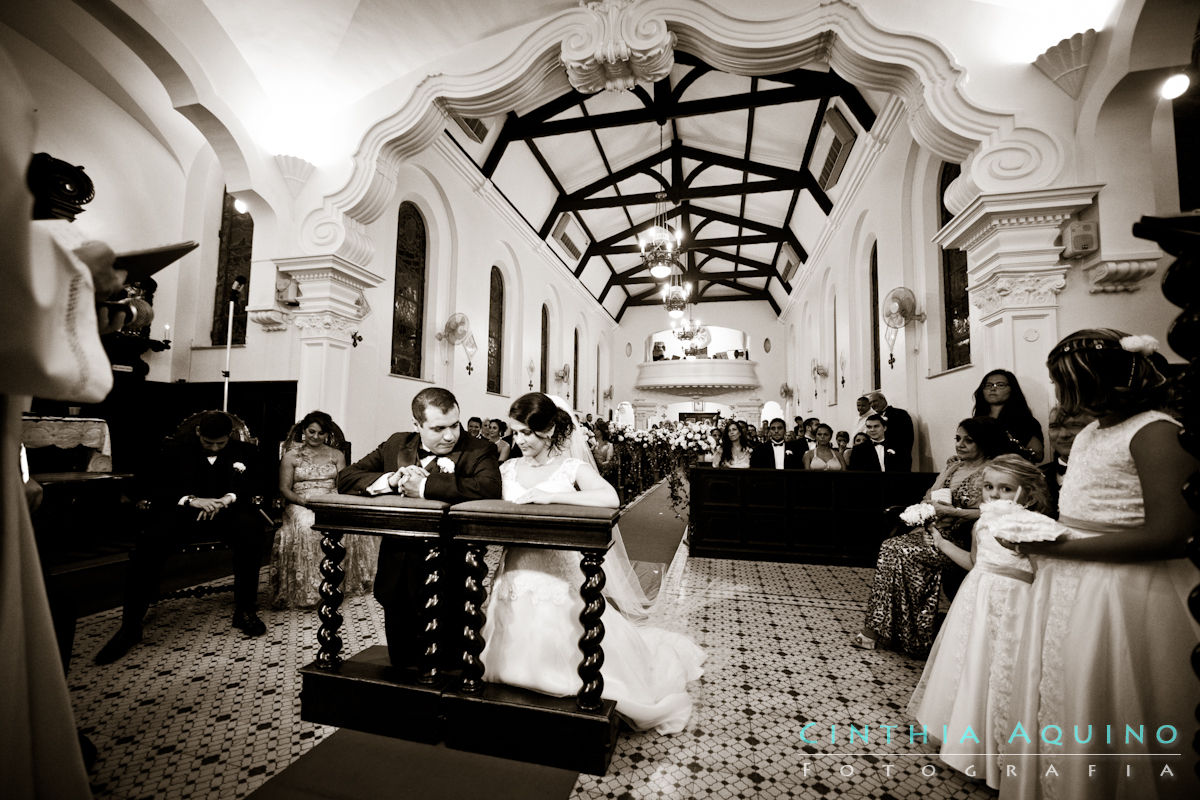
[634,358,760,397]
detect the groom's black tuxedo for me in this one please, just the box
[338,428,500,667]
[848,439,906,472]
[749,439,806,469]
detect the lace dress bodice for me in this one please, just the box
[290,447,339,498]
[500,457,582,501]
[1057,411,1178,528]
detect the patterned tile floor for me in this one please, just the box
[69,557,995,799]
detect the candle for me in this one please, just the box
[164,324,171,340]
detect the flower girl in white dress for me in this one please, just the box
[908,454,1054,789]
[479,393,704,734]
[998,330,1199,800]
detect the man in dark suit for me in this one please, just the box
[95,411,266,664]
[847,414,906,472]
[750,418,806,468]
[867,391,913,471]
[337,386,500,668]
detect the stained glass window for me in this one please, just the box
[939,163,971,369]
[540,304,549,393]
[487,267,504,393]
[211,190,252,346]
[572,328,579,403]
[869,242,881,389]
[391,202,426,378]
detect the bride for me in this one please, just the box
[480,392,704,734]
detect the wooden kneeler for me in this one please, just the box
[297,495,621,775]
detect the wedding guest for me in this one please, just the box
[867,391,914,470]
[802,417,820,446]
[853,395,872,435]
[746,424,759,443]
[592,425,614,467]
[835,430,850,457]
[847,415,905,472]
[972,369,1043,462]
[269,411,378,608]
[485,418,512,462]
[466,416,484,439]
[851,432,869,448]
[96,411,268,664]
[999,330,1199,797]
[1038,405,1093,515]
[851,417,1012,656]
[802,423,845,471]
[716,420,753,468]
[750,418,805,469]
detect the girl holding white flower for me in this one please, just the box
[852,417,1014,655]
[998,330,1199,800]
[908,454,1052,789]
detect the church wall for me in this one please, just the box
[339,146,613,450]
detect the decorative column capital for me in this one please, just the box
[969,269,1067,318]
[1079,254,1160,294]
[274,253,382,321]
[293,311,360,343]
[562,0,676,93]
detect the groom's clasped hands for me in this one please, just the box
[386,464,429,497]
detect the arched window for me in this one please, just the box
[572,328,580,403]
[391,202,427,378]
[539,304,550,393]
[487,267,504,393]
[869,242,881,389]
[939,163,971,369]
[211,189,252,346]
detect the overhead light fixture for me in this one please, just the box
[638,125,683,281]
[673,303,703,341]
[1161,71,1191,100]
[662,269,689,319]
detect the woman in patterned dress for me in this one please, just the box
[268,411,378,608]
[851,416,1013,657]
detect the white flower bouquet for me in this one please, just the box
[436,456,455,474]
[899,502,936,527]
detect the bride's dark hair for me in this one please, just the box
[509,392,574,453]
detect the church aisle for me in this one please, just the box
[70,560,993,799]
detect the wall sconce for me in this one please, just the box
[602,385,613,401]
[838,353,847,387]
[810,359,829,380]
[527,360,535,390]
[351,331,363,348]
[779,383,794,400]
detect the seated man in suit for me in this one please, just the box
[867,391,913,471]
[749,418,806,468]
[338,386,501,669]
[847,414,905,472]
[96,411,266,664]
[1039,406,1094,516]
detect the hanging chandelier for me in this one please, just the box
[673,303,702,341]
[662,269,689,318]
[638,192,682,280]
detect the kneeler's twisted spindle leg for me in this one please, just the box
[576,549,607,711]
[316,531,346,669]
[459,543,489,693]
[418,543,441,684]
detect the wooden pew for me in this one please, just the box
[688,467,939,565]
[297,494,621,775]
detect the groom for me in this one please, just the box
[337,387,500,669]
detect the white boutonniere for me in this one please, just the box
[1119,334,1159,355]
[436,457,455,474]
[232,461,246,474]
[886,448,896,455]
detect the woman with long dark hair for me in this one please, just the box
[716,419,752,468]
[480,392,704,733]
[972,369,1044,462]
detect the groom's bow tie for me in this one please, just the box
[417,448,435,460]
[772,441,785,447]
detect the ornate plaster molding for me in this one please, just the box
[292,311,360,342]
[561,0,676,93]
[274,155,316,198]
[247,307,292,332]
[1034,29,1096,99]
[1080,256,1159,294]
[275,253,382,321]
[969,270,1067,317]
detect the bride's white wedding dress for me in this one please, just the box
[479,457,705,733]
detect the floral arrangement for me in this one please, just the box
[605,419,717,517]
[1119,334,1159,355]
[898,502,936,527]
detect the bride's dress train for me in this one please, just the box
[480,458,704,733]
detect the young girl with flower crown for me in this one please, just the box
[998,330,1199,800]
[908,454,1055,789]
